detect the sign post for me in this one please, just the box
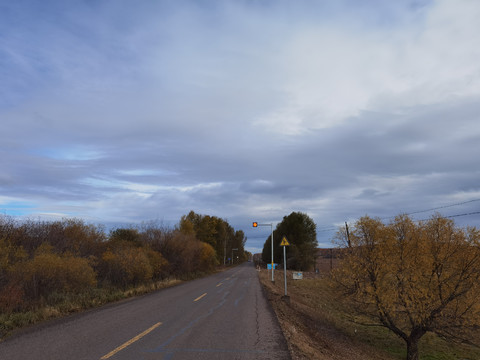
[280,236,290,297]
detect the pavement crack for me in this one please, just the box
[254,283,261,346]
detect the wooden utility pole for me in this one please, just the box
[345,221,351,248]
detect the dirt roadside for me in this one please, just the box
[258,269,396,360]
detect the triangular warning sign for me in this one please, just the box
[280,236,290,246]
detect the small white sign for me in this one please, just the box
[293,272,303,280]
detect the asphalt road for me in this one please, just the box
[0,262,291,360]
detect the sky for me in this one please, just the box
[1,0,480,254]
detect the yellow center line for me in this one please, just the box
[194,292,207,302]
[100,322,162,359]
[216,282,223,287]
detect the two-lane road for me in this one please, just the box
[0,262,290,360]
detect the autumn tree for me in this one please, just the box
[100,247,153,288]
[333,214,480,360]
[62,219,106,258]
[232,229,247,263]
[144,247,169,281]
[14,243,97,303]
[109,228,142,248]
[0,213,230,315]
[100,228,163,288]
[179,211,247,264]
[180,211,218,248]
[198,242,218,272]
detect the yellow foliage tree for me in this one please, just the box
[199,242,218,272]
[14,244,97,302]
[101,247,153,288]
[144,247,169,280]
[334,214,480,360]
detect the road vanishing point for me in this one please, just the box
[0,262,291,360]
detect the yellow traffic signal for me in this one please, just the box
[252,222,258,227]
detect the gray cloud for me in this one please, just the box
[1,0,480,253]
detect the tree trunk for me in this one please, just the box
[406,329,425,360]
[406,338,419,360]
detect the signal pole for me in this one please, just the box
[253,222,275,282]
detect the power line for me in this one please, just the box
[446,211,480,218]
[322,198,480,232]
[317,227,338,233]
[380,199,480,220]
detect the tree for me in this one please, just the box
[109,228,142,248]
[333,214,480,360]
[178,215,195,236]
[198,242,218,272]
[262,212,317,270]
[178,211,247,264]
[233,230,247,262]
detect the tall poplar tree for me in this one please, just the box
[262,212,317,270]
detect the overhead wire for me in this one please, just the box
[379,198,480,220]
[317,198,480,233]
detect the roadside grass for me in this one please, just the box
[260,269,480,360]
[0,278,182,340]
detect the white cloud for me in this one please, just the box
[253,0,480,136]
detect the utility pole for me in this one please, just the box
[223,235,226,266]
[345,221,351,248]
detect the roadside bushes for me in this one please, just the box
[0,215,223,315]
[12,244,97,304]
[151,231,218,276]
[0,281,24,313]
[101,247,153,289]
[199,242,218,272]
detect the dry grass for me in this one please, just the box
[259,269,396,360]
[0,277,184,340]
[258,268,480,360]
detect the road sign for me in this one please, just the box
[293,272,303,280]
[267,263,277,270]
[280,237,289,297]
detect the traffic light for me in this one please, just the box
[252,222,258,227]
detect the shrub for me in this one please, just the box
[100,247,153,288]
[13,245,97,303]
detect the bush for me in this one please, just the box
[199,242,218,272]
[0,281,25,313]
[13,244,97,303]
[100,247,153,288]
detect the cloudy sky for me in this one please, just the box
[1,0,480,253]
